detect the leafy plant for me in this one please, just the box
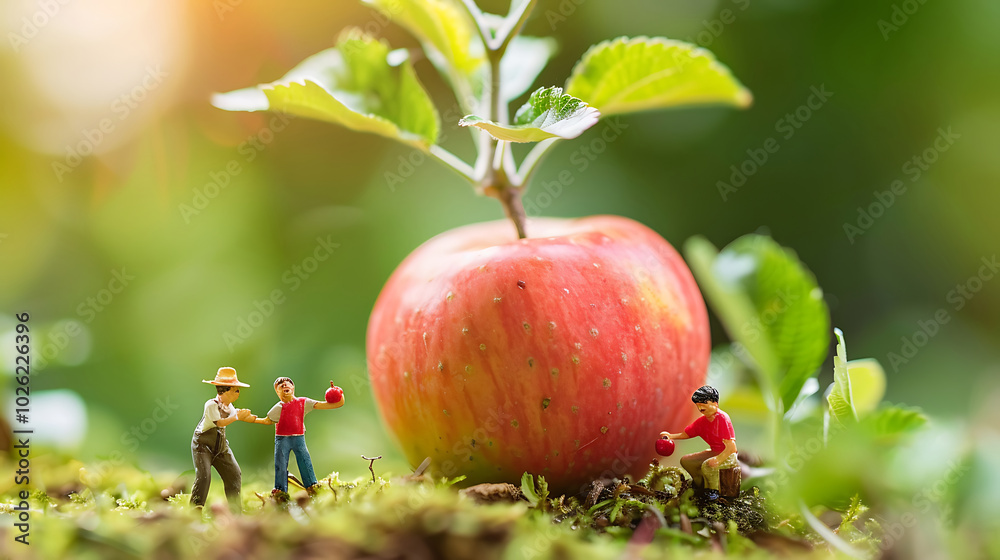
[213,0,750,239]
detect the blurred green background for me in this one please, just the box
[1,0,998,497]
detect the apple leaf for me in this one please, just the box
[826,331,890,425]
[827,328,857,423]
[360,0,484,76]
[212,30,439,148]
[863,405,928,441]
[565,36,752,117]
[685,235,830,412]
[500,36,558,102]
[845,358,886,416]
[459,87,600,143]
[685,237,781,402]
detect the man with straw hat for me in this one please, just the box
[190,367,253,511]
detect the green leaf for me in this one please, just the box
[836,494,868,536]
[212,30,439,148]
[827,328,857,423]
[863,405,928,440]
[609,501,623,523]
[520,472,540,507]
[565,36,752,117]
[459,87,599,143]
[685,235,830,411]
[845,358,886,416]
[500,36,558,102]
[360,0,484,76]
[826,334,888,425]
[535,475,550,503]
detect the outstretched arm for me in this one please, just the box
[241,414,273,425]
[314,394,345,410]
[660,431,691,440]
[216,408,245,427]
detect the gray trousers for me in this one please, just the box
[190,427,242,512]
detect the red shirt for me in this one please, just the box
[275,397,307,436]
[684,410,735,454]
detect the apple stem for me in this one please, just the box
[461,0,536,239]
[484,180,527,239]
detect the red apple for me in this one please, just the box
[366,216,708,492]
[655,437,676,457]
[326,382,344,404]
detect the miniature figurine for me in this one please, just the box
[245,377,345,496]
[659,385,738,501]
[190,367,254,511]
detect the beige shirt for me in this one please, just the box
[196,398,235,433]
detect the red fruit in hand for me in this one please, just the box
[655,438,675,457]
[325,383,343,404]
[366,216,709,492]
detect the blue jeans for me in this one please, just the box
[274,435,317,492]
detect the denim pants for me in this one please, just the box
[274,435,318,492]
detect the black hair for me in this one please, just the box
[216,385,235,395]
[274,377,294,387]
[691,385,720,404]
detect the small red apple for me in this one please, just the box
[325,382,343,404]
[655,437,675,457]
[366,216,708,492]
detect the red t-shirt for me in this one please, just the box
[684,410,735,453]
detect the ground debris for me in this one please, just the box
[460,483,524,504]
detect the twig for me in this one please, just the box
[361,455,383,484]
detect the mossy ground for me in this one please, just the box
[0,455,880,559]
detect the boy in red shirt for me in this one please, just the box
[660,386,738,501]
[245,377,345,496]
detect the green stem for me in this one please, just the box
[428,145,475,183]
[460,0,537,239]
[460,0,492,45]
[515,138,559,187]
[497,0,537,52]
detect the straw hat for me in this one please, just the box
[202,367,250,387]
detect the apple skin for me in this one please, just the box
[366,216,708,493]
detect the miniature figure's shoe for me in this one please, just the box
[704,489,720,502]
[306,484,321,496]
[271,488,289,502]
